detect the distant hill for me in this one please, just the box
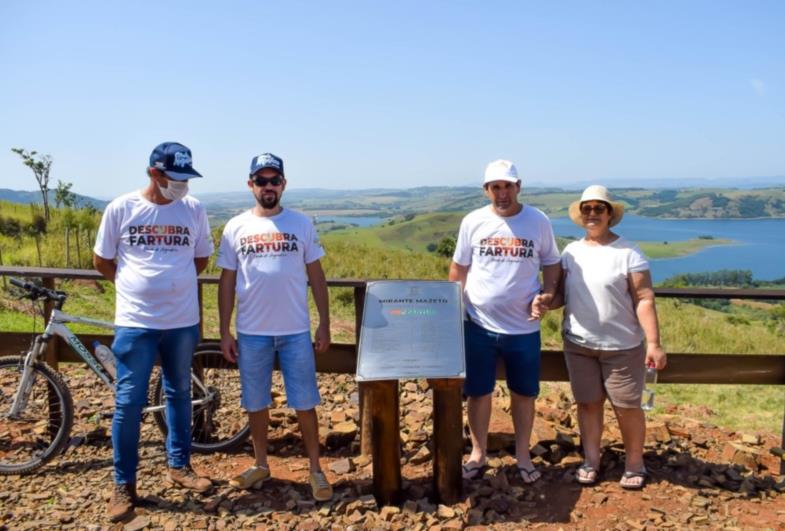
[204,185,785,224]
[0,189,108,210]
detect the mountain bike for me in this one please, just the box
[0,278,250,475]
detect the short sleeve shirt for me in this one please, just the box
[453,205,561,334]
[561,236,649,350]
[217,208,325,335]
[93,191,214,329]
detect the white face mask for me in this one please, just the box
[159,179,189,201]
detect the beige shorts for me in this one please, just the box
[563,339,646,409]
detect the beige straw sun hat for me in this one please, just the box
[568,185,625,227]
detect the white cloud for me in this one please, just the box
[750,78,767,96]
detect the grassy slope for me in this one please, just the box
[323,211,734,258]
[639,238,733,259]
[323,212,464,253]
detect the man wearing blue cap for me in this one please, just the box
[217,152,333,502]
[94,142,214,521]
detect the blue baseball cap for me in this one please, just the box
[149,142,203,181]
[249,153,284,177]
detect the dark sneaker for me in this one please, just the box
[168,466,213,493]
[107,483,137,522]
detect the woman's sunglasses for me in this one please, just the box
[580,203,608,215]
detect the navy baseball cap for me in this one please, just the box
[249,153,284,177]
[149,142,203,181]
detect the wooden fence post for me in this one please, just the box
[369,379,402,506]
[429,378,464,504]
[781,395,785,475]
[354,286,374,456]
[42,276,61,441]
[197,281,204,340]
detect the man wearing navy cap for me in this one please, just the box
[94,142,214,521]
[217,152,333,501]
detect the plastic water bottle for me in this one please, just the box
[641,364,657,411]
[92,341,116,379]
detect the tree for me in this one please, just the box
[25,214,47,266]
[78,205,99,250]
[62,208,77,267]
[11,148,53,221]
[436,236,456,258]
[54,180,76,208]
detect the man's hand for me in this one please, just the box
[528,293,553,321]
[220,332,238,363]
[645,343,667,370]
[314,322,331,353]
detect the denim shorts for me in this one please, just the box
[236,331,320,411]
[463,319,541,397]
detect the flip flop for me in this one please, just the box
[620,467,648,490]
[576,463,598,485]
[517,465,541,484]
[461,461,487,480]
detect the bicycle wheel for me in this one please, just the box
[151,347,249,453]
[0,356,74,475]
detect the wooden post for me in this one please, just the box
[197,281,204,340]
[355,286,374,456]
[429,378,464,504]
[42,277,61,441]
[0,248,6,289]
[781,393,785,475]
[369,379,401,506]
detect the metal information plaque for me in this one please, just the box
[356,280,466,381]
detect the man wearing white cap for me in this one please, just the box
[449,159,561,483]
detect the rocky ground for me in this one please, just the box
[1,367,785,530]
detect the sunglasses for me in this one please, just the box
[580,203,608,215]
[252,175,283,187]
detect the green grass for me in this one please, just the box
[322,212,464,253]
[656,384,782,435]
[639,238,733,259]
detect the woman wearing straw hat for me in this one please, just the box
[552,185,666,489]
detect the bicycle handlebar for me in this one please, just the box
[9,277,68,305]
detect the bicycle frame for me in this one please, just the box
[8,307,214,417]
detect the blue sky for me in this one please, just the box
[1,1,783,198]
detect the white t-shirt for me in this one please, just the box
[453,204,561,334]
[217,208,325,335]
[94,191,214,329]
[561,236,649,350]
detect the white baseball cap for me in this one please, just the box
[483,159,519,185]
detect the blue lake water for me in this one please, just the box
[551,215,785,282]
[318,214,785,282]
[314,215,384,228]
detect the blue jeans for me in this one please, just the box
[236,332,321,411]
[111,324,199,485]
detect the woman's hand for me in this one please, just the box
[529,293,553,321]
[646,343,667,370]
